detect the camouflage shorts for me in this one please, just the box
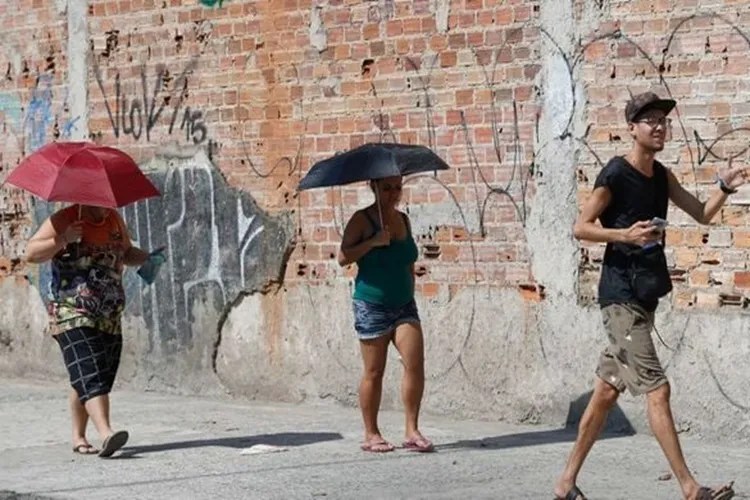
[596,303,668,396]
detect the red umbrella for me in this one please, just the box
[4,141,159,207]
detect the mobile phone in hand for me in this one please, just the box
[643,217,668,249]
[651,217,668,229]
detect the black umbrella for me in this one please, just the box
[297,143,449,191]
[297,142,450,228]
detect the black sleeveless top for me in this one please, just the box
[594,156,669,311]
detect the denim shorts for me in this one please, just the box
[352,299,421,340]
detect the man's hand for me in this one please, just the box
[719,157,750,190]
[623,220,661,246]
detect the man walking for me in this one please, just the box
[554,92,747,500]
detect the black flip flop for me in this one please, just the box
[555,486,587,500]
[697,482,735,500]
[98,430,129,458]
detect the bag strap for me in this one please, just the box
[654,162,669,219]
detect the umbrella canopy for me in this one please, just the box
[297,143,449,191]
[4,141,159,207]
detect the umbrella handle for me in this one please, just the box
[75,204,82,260]
[374,183,384,230]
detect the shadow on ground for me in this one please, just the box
[119,432,343,457]
[438,390,636,451]
[0,493,58,500]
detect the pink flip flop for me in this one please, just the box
[73,443,99,455]
[402,436,434,452]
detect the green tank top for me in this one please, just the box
[352,210,419,307]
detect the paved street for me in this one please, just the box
[0,378,747,499]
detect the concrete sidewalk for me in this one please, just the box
[0,378,747,500]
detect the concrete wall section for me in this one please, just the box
[122,150,295,393]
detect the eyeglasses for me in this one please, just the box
[636,116,672,128]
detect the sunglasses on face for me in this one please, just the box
[635,116,672,128]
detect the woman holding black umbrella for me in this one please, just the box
[338,175,433,453]
[299,143,450,453]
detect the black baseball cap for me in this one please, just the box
[625,91,676,123]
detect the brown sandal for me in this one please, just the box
[696,482,735,500]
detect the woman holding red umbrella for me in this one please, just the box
[7,142,162,458]
[25,205,153,457]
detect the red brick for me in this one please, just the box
[474,126,494,144]
[334,44,350,60]
[403,17,421,35]
[734,231,750,248]
[440,51,457,67]
[449,33,466,49]
[457,13,475,28]
[514,5,532,22]
[370,41,385,56]
[363,23,379,40]
[735,272,750,289]
[386,20,402,37]
[495,7,513,25]
[446,110,463,126]
[429,35,449,51]
[422,283,440,297]
[455,89,473,106]
[477,11,494,26]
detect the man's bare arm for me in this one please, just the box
[574,186,659,246]
[666,167,743,225]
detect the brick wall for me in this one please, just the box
[0,0,71,280]
[3,0,750,310]
[84,0,541,301]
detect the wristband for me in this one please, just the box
[717,175,737,195]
